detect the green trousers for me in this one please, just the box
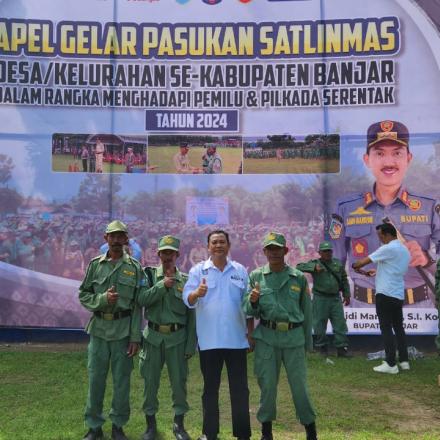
[139,340,189,416]
[85,335,133,429]
[254,340,316,425]
[313,294,348,348]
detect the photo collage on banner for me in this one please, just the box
[0,0,439,333]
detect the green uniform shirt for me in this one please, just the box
[138,266,197,356]
[296,258,350,298]
[243,264,313,350]
[79,251,144,342]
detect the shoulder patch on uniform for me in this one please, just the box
[329,215,343,240]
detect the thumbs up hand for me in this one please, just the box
[107,285,118,305]
[164,268,176,288]
[197,278,208,298]
[250,282,260,304]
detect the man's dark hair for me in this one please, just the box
[207,229,230,245]
[376,223,397,238]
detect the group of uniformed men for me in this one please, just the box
[79,221,326,440]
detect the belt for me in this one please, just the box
[260,318,302,332]
[94,310,131,321]
[353,284,429,305]
[148,321,185,334]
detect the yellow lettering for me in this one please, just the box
[363,22,381,51]
[142,27,158,56]
[342,22,363,53]
[260,26,274,56]
[380,20,395,51]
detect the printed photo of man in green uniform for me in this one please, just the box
[243,232,317,440]
[137,235,196,440]
[79,220,145,440]
[297,241,352,358]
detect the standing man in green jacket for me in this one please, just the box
[79,220,145,440]
[297,241,351,358]
[138,235,197,440]
[243,232,317,440]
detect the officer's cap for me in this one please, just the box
[105,220,128,234]
[180,142,189,148]
[158,235,180,251]
[263,232,286,248]
[319,241,333,251]
[367,120,409,152]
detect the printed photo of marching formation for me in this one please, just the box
[243,134,340,174]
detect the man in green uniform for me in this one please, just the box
[79,220,145,440]
[243,232,317,440]
[434,260,440,355]
[138,235,196,440]
[297,241,351,357]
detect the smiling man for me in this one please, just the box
[183,230,252,440]
[79,220,145,440]
[137,235,196,440]
[243,232,317,440]
[330,120,440,307]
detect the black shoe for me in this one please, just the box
[319,346,328,356]
[197,435,218,440]
[83,428,104,440]
[143,415,157,440]
[112,424,128,440]
[173,414,191,440]
[304,422,318,440]
[337,347,352,358]
[237,438,251,440]
[260,436,273,440]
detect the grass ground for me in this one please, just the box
[243,158,340,174]
[52,155,137,174]
[1,345,440,440]
[148,146,242,174]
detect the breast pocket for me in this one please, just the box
[229,278,245,303]
[401,224,431,249]
[91,278,107,294]
[117,274,137,300]
[170,290,187,315]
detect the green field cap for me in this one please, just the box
[105,220,128,234]
[319,241,333,251]
[158,235,180,251]
[263,232,286,248]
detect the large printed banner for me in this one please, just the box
[0,0,439,334]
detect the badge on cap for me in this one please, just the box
[380,120,394,132]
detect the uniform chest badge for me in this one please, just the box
[352,239,368,257]
[290,285,300,293]
[408,199,421,212]
[123,270,135,276]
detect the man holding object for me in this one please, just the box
[352,223,410,374]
